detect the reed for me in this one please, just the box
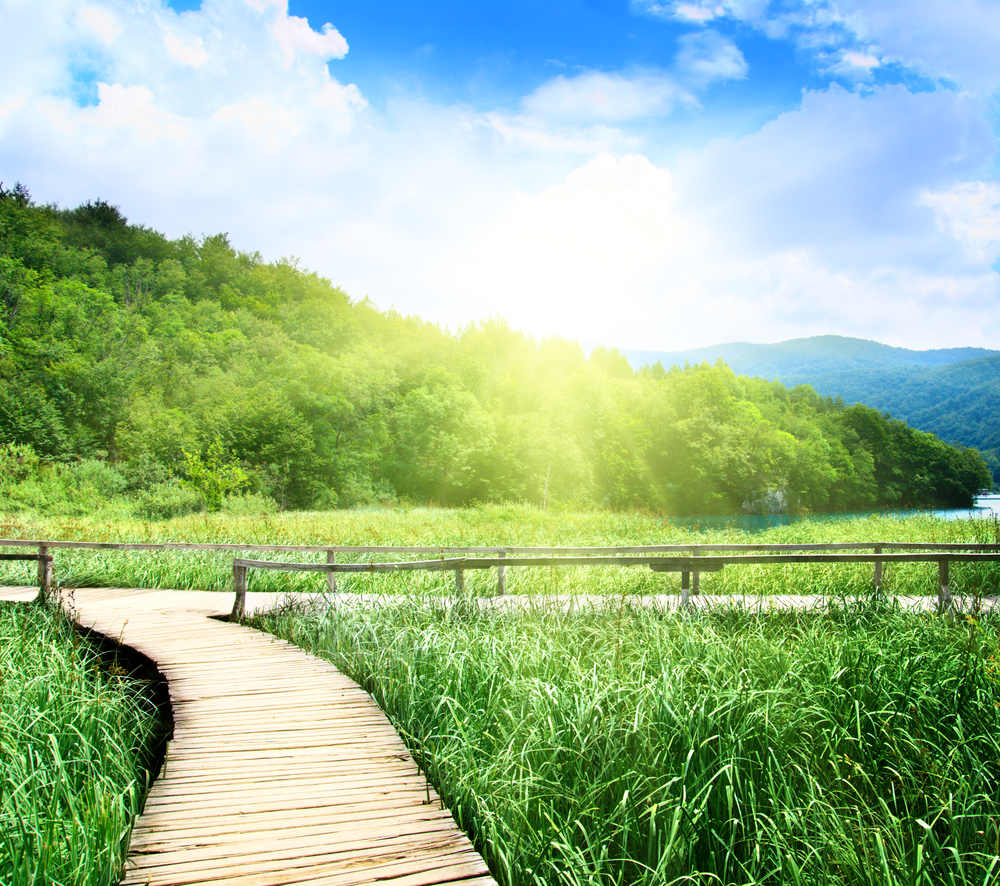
[0,602,166,886]
[254,597,1000,886]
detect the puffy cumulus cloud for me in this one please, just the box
[631,1,732,24]
[921,182,1000,262]
[163,30,209,68]
[440,82,1000,351]
[79,5,122,44]
[313,77,367,115]
[722,253,1000,349]
[81,82,191,141]
[0,0,362,124]
[0,0,366,161]
[521,70,691,123]
[674,30,747,88]
[488,153,687,266]
[271,15,348,68]
[841,50,880,69]
[434,147,1000,351]
[674,85,995,269]
[820,0,1000,94]
[483,113,642,156]
[443,153,703,344]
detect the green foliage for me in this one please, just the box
[182,439,250,511]
[0,602,164,885]
[0,186,990,517]
[256,600,1000,886]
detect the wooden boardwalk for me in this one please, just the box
[4,586,496,886]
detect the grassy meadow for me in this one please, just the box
[254,597,1000,886]
[2,503,999,600]
[4,505,1000,885]
[0,602,167,886]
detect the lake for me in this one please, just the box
[669,494,1000,532]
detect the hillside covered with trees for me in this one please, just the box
[0,183,990,517]
[626,336,1000,484]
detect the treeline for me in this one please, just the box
[0,183,990,517]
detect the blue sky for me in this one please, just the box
[2,0,1000,351]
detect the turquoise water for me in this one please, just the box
[669,494,1000,533]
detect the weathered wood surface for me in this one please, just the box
[35,586,496,886]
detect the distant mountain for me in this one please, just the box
[625,336,1000,481]
[624,336,998,381]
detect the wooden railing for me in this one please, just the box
[0,550,54,601]
[4,538,999,619]
[233,543,1000,618]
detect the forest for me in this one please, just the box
[0,182,991,517]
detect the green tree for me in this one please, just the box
[393,377,495,505]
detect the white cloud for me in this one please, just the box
[491,153,686,265]
[841,50,879,69]
[631,1,728,23]
[79,5,121,44]
[921,182,1000,261]
[313,77,367,115]
[674,30,747,87]
[271,14,348,67]
[483,113,641,155]
[516,33,745,129]
[212,97,299,145]
[0,94,26,120]
[674,85,995,269]
[638,0,1000,94]
[163,31,210,68]
[828,0,1000,93]
[522,70,691,123]
[85,82,191,141]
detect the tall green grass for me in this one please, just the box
[2,505,999,600]
[255,598,1000,886]
[0,603,167,886]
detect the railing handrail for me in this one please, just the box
[234,551,1000,571]
[4,538,1000,555]
[5,537,998,619]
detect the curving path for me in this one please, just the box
[6,586,495,886]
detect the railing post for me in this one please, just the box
[680,567,691,609]
[692,548,700,597]
[873,545,883,592]
[938,559,951,614]
[497,550,506,596]
[454,568,465,596]
[37,544,51,603]
[326,549,337,594]
[232,562,247,620]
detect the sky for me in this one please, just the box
[2,0,1000,352]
